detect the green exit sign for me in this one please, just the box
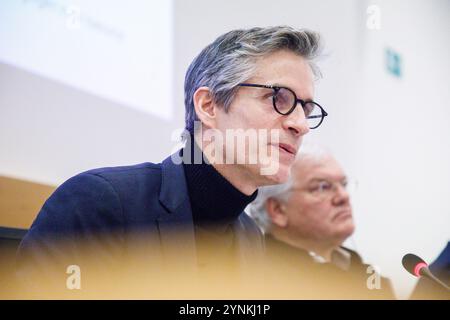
[385,48,402,78]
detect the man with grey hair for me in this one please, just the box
[248,144,394,299]
[17,26,329,296]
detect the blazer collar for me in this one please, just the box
[159,150,191,213]
[157,151,197,268]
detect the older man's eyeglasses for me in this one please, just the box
[238,83,328,129]
[290,179,357,200]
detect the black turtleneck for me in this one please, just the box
[182,137,258,269]
[182,138,258,227]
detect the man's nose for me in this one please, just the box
[332,184,350,205]
[282,106,310,137]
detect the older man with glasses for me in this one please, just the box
[248,144,395,299]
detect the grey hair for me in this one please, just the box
[184,26,322,135]
[246,142,331,233]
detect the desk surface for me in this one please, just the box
[0,176,55,229]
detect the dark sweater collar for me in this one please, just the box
[182,138,258,227]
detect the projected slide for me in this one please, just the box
[0,0,174,120]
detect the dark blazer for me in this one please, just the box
[262,236,395,299]
[16,153,263,293]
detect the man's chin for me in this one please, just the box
[259,162,290,186]
[337,221,355,239]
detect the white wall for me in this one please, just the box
[0,62,179,186]
[349,0,450,299]
[1,0,448,299]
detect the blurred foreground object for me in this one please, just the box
[409,243,450,300]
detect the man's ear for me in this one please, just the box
[193,87,217,129]
[266,197,288,228]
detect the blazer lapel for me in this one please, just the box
[157,152,197,269]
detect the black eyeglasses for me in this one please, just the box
[238,83,328,129]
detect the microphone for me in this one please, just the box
[402,253,449,291]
